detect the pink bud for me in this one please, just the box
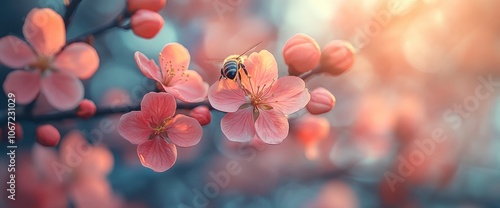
[36,124,61,147]
[283,33,321,75]
[189,106,211,126]
[295,115,330,146]
[319,40,356,76]
[128,0,166,12]
[295,115,330,160]
[131,10,164,39]
[306,87,336,115]
[76,99,97,119]
[15,122,23,141]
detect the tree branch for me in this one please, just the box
[64,0,83,28]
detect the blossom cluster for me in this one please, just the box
[0,1,355,174]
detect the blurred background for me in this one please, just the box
[1,0,500,207]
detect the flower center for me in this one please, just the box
[31,55,53,73]
[242,77,276,111]
[152,117,173,135]
[159,53,189,85]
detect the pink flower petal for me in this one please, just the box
[137,136,177,172]
[41,72,84,110]
[118,111,152,144]
[32,144,60,182]
[266,76,310,115]
[59,131,93,168]
[134,51,162,81]
[240,50,278,92]
[141,92,176,126]
[167,114,202,147]
[3,70,41,104]
[221,107,256,142]
[0,36,36,68]
[255,109,289,144]
[70,177,115,208]
[159,43,190,73]
[22,8,65,56]
[167,70,209,103]
[80,146,114,177]
[208,79,247,112]
[54,42,99,79]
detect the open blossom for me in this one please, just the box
[30,131,122,208]
[209,50,310,144]
[118,92,203,172]
[0,8,99,110]
[135,43,209,102]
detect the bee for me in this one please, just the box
[219,41,263,81]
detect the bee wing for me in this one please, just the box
[204,58,225,67]
[237,41,263,58]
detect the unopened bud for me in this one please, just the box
[319,40,355,76]
[131,10,164,39]
[295,115,330,146]
[283,33,321,75]
[306,87,336,115]
[128,0,166,12]
[36,124,61,147]
[15,122,23,141]
[189,106,211,126]
[76,99,96,119]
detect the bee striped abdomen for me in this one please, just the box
[223,60,238,80]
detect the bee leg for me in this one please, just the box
[219,68,223,80]
[239,63,250,78]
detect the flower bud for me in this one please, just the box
[131,10,164,39]
[189,106,211,126]
[128,0,166,12]
[295,115,330,146]
[283,33,321,75]
[76,99,97,119]
[294,115,330,160]
[306,87,336,115]
[36,124,61,147]
[319,40,355,76]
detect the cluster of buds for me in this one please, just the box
[282,34,354,115]
[35,99,96,147]
[283,33,356,76]
[128,0,166,39]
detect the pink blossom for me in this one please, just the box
[208,50,310,144]
[31,131,122,208]
[0,8,99,110]
[135,43,209,103]
[118,92,203,172]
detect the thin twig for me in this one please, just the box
[1,102,214,124]
[64,0,83,28]
[66,19,120,44]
